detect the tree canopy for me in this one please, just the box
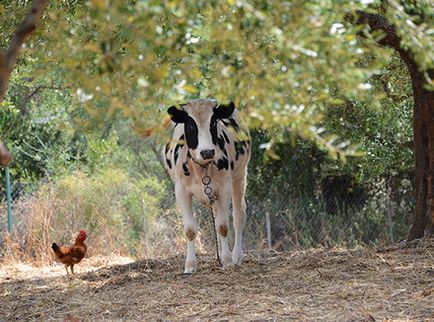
[3,0,431,159]
[1,0,433,243]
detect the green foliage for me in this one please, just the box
[2,1,432,156]
[0,1,28,48]
[45,167,166,255]
[0,72,73,181]
[248,179,413,249]
[321,55,414,182]
[386,0,434,86]
[246,53,415,246]
[0,56,168,184]
[1,0,429,254]
[10,0,399,158]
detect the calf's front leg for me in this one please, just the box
[213,191,233,268]
[175,185,197,273]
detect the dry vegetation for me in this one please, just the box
[0,238,433,322]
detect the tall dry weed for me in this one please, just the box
[0,168,186,264]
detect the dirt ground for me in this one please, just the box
[0,240,433,322]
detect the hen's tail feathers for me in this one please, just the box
[52,243,63,257]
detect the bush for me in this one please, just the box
[0,167,182,262]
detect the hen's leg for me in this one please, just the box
[65,265,73,279]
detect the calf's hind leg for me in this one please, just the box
[231,175,247,265]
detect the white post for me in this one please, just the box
[265,212,272,249]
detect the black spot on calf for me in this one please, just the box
[174,135,185,165]
[183,118,199,149]
[174,145,181,164]
[235,140,246,160]
[222,117,240,132]
[182,161,190,176]
[164,143,172,169]
[217,135,228,157]
[164,143,170,155]
[168,106,199,149]
[222,130,230,143]
[215,157,229,171]
[213,101,235,119]
[211,102,236,144]
[210,114,218,145]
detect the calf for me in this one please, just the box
[164,99,251,273]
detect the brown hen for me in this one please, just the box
[52,230,87,278]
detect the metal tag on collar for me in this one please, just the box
[201,167,216,206]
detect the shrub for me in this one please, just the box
[0,167,179,263]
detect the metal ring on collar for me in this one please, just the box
[204,186,213,195]
[202,176,211,185]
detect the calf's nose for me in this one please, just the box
[200,149,215,160]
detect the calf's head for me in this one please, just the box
[168,100,235,165]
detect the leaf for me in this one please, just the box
[182,84,198,94]
[91,0,105,9]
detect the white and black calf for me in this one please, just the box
[164,99,251,273]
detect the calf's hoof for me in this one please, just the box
[184,259,197,274]
[232,250,244,266]
[221,253,233,268]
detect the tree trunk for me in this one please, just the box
[406,65,434,240]
[0,0,49,167]
[350,11,434,241]
[0,142,11,166]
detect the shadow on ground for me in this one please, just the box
[1,239,433,321]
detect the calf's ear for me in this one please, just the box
[168,106,188,123]
[214,101,235,119]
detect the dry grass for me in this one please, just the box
[0,239,433,322]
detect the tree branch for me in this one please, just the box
[346,11,409,58]
[147,140,173,184]
[0,0,50,101]
[0,0,50,166]
[25,84,70,101]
